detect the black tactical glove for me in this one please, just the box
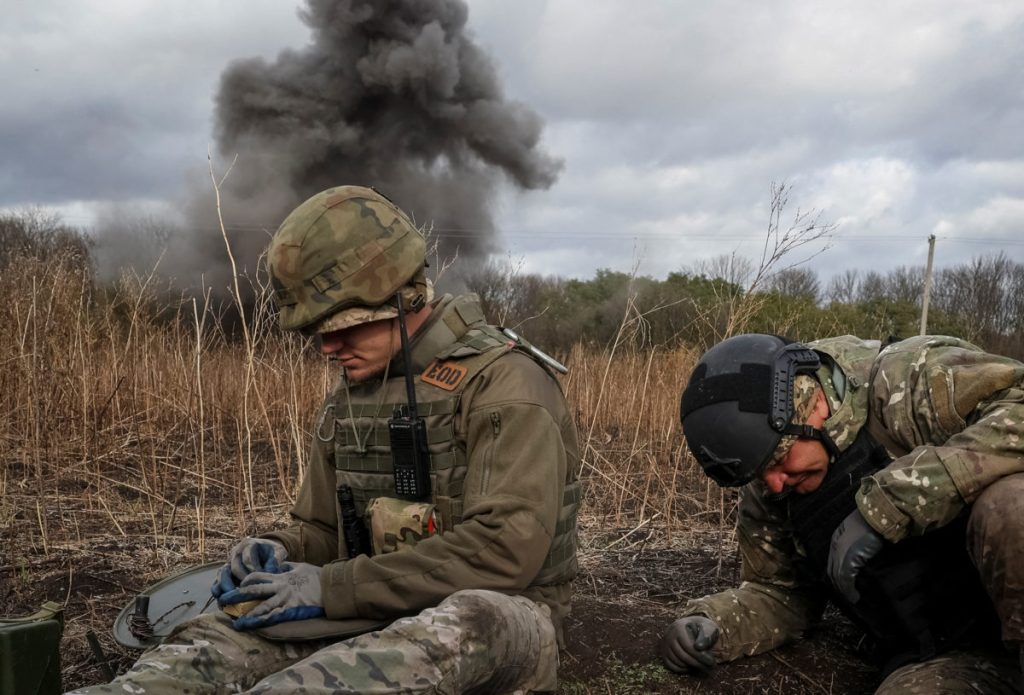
[660,615,719,673]
[828,508,884,604]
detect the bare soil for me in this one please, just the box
[1,496,879,694]
[561,533,878,694]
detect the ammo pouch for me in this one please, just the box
[0,601,64,694]
[367,497,438,556]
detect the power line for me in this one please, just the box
[192,226,1024,245]
[26,215,1024,246]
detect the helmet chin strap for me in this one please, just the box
[780,423,841,460]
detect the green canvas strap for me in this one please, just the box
[0,601,63,625]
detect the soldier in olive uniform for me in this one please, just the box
[663,333,1023,694]
[69,186,580,694]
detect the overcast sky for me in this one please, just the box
[4,0,1024,285]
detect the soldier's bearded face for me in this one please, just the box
[319,318,399,383]
[760,389,831,494]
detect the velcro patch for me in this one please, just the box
[421,360,468,391]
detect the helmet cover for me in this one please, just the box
[267,186,428,333]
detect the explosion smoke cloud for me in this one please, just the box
[180,0,561,290]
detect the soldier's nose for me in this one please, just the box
[763,470,786,494]
[319,334,343,355]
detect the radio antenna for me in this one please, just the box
[394,292,419,417]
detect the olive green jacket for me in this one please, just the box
[264,294,580,639]
[682,335,1024,661]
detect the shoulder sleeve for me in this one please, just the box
[681,486,825,661]
[857,337,1024,541]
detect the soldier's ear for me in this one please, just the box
[813,387,830,419]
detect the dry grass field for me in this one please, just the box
[0,245,876,694]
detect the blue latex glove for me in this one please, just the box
[218,561,325,630]
[827,509,885,604]
[211,538,287,600]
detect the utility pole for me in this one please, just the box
[919,234,936,335]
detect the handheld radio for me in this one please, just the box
[389,293,431,499]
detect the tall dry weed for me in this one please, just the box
[0,247,330,569]
[0,243,723,573]
[561,311,733,548]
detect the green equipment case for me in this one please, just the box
[0,601,64,695]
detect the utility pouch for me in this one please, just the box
[0,601,64,695]
[367,496,439,555]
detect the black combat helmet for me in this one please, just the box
[680,334,824,486]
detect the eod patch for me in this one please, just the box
[421,360,468,391]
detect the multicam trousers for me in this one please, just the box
[66,590,558,695]
[876,649,1021,694]
[876,472,1024,694]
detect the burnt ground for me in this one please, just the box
[1,497,879,694]
[560,529,878,694]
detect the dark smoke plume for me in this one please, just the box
[183,0,562,289]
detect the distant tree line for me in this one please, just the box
[0,210,92,273]
[3,211,1022,361]
[461,252,1024,360]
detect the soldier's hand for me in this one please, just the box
[828,509,884,604]
[660,616,719,673]
[228,538,287,582]
[220,561,325,630]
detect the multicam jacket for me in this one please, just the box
[682,335,1024,661]
[264,294,581,641]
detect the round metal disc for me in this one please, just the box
[113,562,392,648]
[113,562,222,648]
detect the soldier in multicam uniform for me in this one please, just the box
[662,333,1024,694]
[68,186,580,695]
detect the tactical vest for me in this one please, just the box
[315,306,580,587]
[788,425,1000,673]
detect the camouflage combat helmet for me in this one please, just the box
[268,186,431,333]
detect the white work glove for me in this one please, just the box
[218,561,325,630]
[228,537,288,581]
[212,538,288,600]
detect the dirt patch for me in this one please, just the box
[557,530,878,694]
[559,595,877,694]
